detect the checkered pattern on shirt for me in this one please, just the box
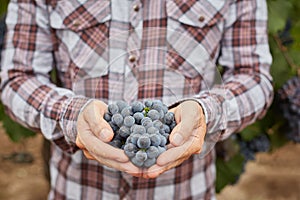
[1,0,273,199]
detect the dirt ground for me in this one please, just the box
[0,124,300,200]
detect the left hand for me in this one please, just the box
[142,100,207,178]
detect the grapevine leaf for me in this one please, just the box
[0,103,36,142]
[2,116,36,142]
[239,123,262,141]
[215,154,244,193]
[268,0,293,34]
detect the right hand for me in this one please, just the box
[75,100,142,177]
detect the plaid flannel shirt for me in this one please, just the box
[1,0,273,199]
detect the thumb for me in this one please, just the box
[79,100,114,143]
[98,117,115,142]
[169,100,203,146]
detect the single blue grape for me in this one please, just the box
[121,106,133,117]
[132,125,146,135]
[108,121,119,132]
[109,139,122,148]
[146,146,159,159]
[130,133,141,145]
[147,126,159,135]
[124,143,137,158]
[111,113,124,127]
[141,117,153,129]
[119,126,130,138]
[164,112,175,125]
[163,124,170,134]
[169,121,176,130]
[153,120,163,130]
[152,103,162,112]
[135,150,148,162]
[103,112,112,122]
[108,103,119,115]
[137,134,151,149]
[160,135,167,146]
[150,134,161,147]
[133,112,144,124]
[131,156,144,167]
[116,100,128,112]
[130,124,138,133]
[131,101,145,113]
[124,115,135,127]
[143,158,156,168]
[162,105,168,114]
[157,146,167,155]
[144,100,153,108]
[147,109,160,121]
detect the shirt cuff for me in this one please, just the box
[58,96,92,153]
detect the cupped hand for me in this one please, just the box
[75,100,142,177]
[143,100,207,178]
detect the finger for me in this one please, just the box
[170,101,204,146]
[78,130,143,175]
[143,156,187,179]
[79,130,129,162]
[157,130,203,166]
[80,101,114,142]
[156,142,194,166]
[75,136,85,149]
[82,149,96,160]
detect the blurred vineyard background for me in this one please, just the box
[0,0,299,199]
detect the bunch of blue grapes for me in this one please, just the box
[278,76,300,143]
[238,134,270,161]
[104,100,176,168]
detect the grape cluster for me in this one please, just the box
[104,100,176,168]
[278,76,300,143]
[238,134,270,161]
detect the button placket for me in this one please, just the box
[72,19,81,28]
[198,15,205,22]
[128,54,137,63]
[133,4,139,12]
[130,0,142,27]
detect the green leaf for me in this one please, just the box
[268,0,293,34]
[0,103,36,142]
[239,122,262,141]
[0,0,9,16]
[269,36,295,90]
[216,154,244,193]
[2,116,36,142]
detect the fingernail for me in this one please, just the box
[173,133,183,146]
[100,129,111,141]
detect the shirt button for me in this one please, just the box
[133,4,139,12]
[198,15,205,22]
[72,19,81,27]
[129,55,136,63]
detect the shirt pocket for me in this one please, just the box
[49,0,111,79]
[165,0,225,82]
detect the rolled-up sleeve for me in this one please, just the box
[197,0,273,140]
[0,0,89,153]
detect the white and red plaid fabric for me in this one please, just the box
[1,0,273,199]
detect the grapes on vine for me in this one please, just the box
[278,76,300,143]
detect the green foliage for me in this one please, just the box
[0,103,36,142]
[216,154,244,193]
[0,0,299,194]
[268,0,293,34]
[0,0,9,17]
[0,1,36,142]
[216,0,300,193]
